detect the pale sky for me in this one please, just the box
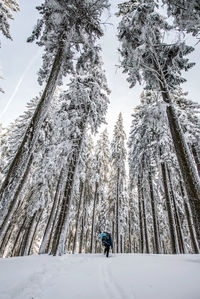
[0,0,200,140]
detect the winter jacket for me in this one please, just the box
[99,232,113,248]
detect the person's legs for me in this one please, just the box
[106,245,110,257]
[104,246,106,255]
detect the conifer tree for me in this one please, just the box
[110,113,127,253]
[162,0,200,36]
[0,0,19,92]
[128,89,200,253]
[90,129,110,253]
[50,49,109,255]
[0,0,109,245]
[117,0,200,245]
[0,0,19,40]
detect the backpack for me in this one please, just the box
[102,233,110,246]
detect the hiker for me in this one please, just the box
[99,231,113,257]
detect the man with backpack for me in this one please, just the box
[99,231,113,257]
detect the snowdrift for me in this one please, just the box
[0,253,200,299]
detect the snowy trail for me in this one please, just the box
[0,254,200,299]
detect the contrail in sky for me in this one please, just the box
[0,49,42,120]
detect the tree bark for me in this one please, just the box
[116,168,120,253]
[0,154,33,242]
[29,209,43,255]
[161,161,179,254]
[11,217,27,257]
[90,182,98,253]
[20,212,37,256]
[0,44,65,239]
[138,176,144,253]
[167,167,186,253]
[128,211,132,253]
[39,169,64,254]
[148,171,160,253]
[152,54,200,245]
[180,180,199,253]
[72,181,84,254]
[191,143,200,177]
[141,187,150,254]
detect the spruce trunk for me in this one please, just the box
[149,171,160,253]
[167,167,186,253]
[29,209,43,255]
[116,168,120,253]
[20,212,37,256]
[72,181,84,254]
[161,161,179,254]
[141,188,150,254]
[138,177,144,253]
[39,169,64,254]
[155,64,200,244]
[180,181,199,253]
[0,45,65,239]
[90,182,98,253]
[191,144,200,177]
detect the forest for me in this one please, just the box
[0,0,200,260]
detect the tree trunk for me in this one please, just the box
[138,177,144,253]
[161,161,179,254]
[128,211,132,253]
[50,148,83,255]
[72,181,84,254]
[191,143,200,177]
[20,212,37,256]
[141,187,150,254]
[148,171,160,253]
[155,62,200,245]
[0,224,14,258]
[166,104,200,245]
[29,209,43,255]
[167,167,186,254]
[39,169,64,254]
[79,183,88,253]
[0,43,66,238]
[90,182,98,253]
[180,181,199,253]
[67,231,73,253]
[11,217,27,257]
[116,168,120,253]
[0,154,33,242]
[112,220,115,253]
[152,53,200,245]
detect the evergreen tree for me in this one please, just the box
[110,113,127,253]
[90,129,110,253]
[0,0,110,246]
[50,50,110,255]
[0,0,19,40]
[117,0,200,245]
[162,0,200,36]
[128,89,200,253]
[0,0,19,92]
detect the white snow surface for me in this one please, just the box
[0,253,200,299]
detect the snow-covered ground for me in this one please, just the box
[0,253,200,299]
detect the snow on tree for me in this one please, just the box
[162,0,200,36]
[117,0,200,246]
[0,0,19,40]
[50,49,110,256]
[90,129,110,253]
[128,89,200,254]
[110,113,127,253]
[0,0,110,250]
[0,0,19,92]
